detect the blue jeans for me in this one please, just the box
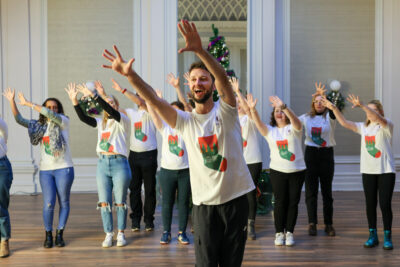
[97,154,131,233]
[39,167,74,231]
[0,156,13,240]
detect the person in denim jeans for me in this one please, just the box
[66,82,131,248]
[4,88,74,249]
[0,117,13,258]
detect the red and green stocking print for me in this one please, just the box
[198,134,227,172]
[134,122,148,142]
[311,127,326,147]
[42,136,53,156]
[276,139,295,161]
[99,132,114,152]
[241,127,247,148]
[365,136,381,158]
[168,135,184,157]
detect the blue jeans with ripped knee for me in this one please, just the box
[39,167,74,231]
[97,154,131,233]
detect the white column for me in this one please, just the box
[0,0,45,194]
[133,0,178,102]
[382,0,400,190]
[247,0,276,168]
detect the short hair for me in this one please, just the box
[269,107,290,127]
[189,61,215,82]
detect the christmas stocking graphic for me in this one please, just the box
[168,135,184,157]
[42,136,53,156]
[198,135,227,172]
[365,136,381,158]
[134,122,148,142]
[99,132,114,152]
[276,140,295,161]
[311,127,327,147]
[241,127,247,148]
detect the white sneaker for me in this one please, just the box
[285,232,295,246]
[102,232,114,248]
[274,232,285,246]
[116,232,127,247]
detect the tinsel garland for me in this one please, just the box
[326,90,345,111]
[78,97,103,117]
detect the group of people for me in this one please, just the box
[0,19,395,267]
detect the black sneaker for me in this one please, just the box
[145,222,154,232]
[325,225,336,236]
[131,221,140,232]
[308,223,317,236]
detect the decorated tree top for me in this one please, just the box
[207,24,236,101]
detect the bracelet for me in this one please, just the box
[280,103,287,110]
[122,88,127,94]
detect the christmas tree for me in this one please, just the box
[207,24,236,101]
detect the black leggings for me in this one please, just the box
[304,146,335,225]
[246,162,262,220]
[270,169,305,233]
[362,173,395,230]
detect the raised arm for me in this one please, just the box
[247,94,269,136]
[177,20,235,107]
[3,88,29,127]
[167,73,192,112]
[230,77,250,116]
[312,82,327,97]
[102,45,177,128]
[65,83,97,127]
[111,78,146,110]
[269,96,302,131]
[146,90,164,130]
[322,96,357,132]
[348,94,388,128]
[77,83,121,122]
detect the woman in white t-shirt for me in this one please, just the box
[322,94,395,250]
[232,78,263,241]
[66,83,131,248]
[299,83,337,237]
[147,91,191,245]
[4,88,74,249]
[0,116,13,258]
[246,94,306,247]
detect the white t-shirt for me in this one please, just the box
[95,112,131,158]
[264,124,306,173]
[126,108,157,152]
[175,100,255,206]
[300,112,336,147]
[239,115,262,164]
[40,115,74,171]
[355,120,395,174]
[159,123,189,170]
[0,118,8,158]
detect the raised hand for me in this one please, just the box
[155,89,163,99]
[166,73,180,88]
[111,78,123,93]
[246,93,257,109]
[3,88,15,102]
[102,45,135,77]
[230,77,240,93]
[94,80,106,97]
[269,96,284,109]
[183,72,190,86]
[17,92,29,106]
[64,83,78,102]
[312,82,326,97]
[76,83,94,98]
[347,94,362,108]
[177,20,202,54]
[321,95,335,110]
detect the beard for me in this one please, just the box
[193,89,212,104]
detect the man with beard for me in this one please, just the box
[102,20,255,267]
